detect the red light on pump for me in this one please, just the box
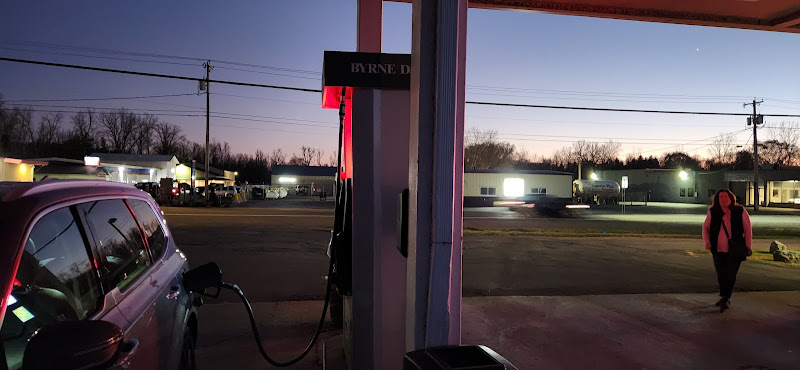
[13,278,22,287]
[341,99,353,179]
[322,86,352,109]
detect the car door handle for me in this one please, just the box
[114,339,139,369]
[167,285,181,300]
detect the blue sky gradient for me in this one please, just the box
[1,1,798,161]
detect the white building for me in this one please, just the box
[89,153,181,184]
[464,169,574,206]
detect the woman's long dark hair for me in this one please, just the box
[709,189,738,213]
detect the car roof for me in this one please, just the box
[0,180,151,313]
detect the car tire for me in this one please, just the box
[179,328,196,370]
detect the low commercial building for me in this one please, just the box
[1,158,47,182]
[174,162,235,187]
[463,169,574,206]
[596,168,721,204]
[727,168,800,207]
[597,168,800,207]
[89,153,181,184]
[271,165,337,196]
[33,158,110,181]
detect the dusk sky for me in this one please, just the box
[1,1,799,162]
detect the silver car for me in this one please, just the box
[0,180,198,370]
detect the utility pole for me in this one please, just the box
[203,61,213,206]
[744,98,763,211]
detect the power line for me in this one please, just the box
[497,137,717,145]
[18,109,203,118]
[212,123,334,135]
[638,128,750,155]
[492,132,729,142]
[0,39,204,62]
[0,57,322,93]
[211,115,336,129]
[4,39,798,106]
[7,103,201,114]
[467,115,741,128]
[0,46,200,67]
[0,39,320,75]
[214,66,320,80]
[466,84,754,100]
[210,92,317,105]
[762,104,800,111]
[4,93,196,103]
[4,56,799,118]
[466,100,800,117]
[467,91,744,104]
[210,111,333,124]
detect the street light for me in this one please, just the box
[590,172,598,181]
[679,170,688,180]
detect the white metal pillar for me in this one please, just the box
[407,0,468,349]
[351,89,410,370]
[349,1,413,369]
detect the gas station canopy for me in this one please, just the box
[391,0,800,34]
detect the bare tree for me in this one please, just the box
[268,148,287,168]
[661,151,703,170]
[766,121,800,166]
[154,121,185,155]
[100,109,137,153]
[706,133,737,167]
[253,149,268,167]
[133,114,158,154]
[313,148,324,166]
[287,155,306,166]
[0,106,33,156]
[464,128,517,169]
[299,146,315,166]
[36,113,64,146]
[327,151,337,167]
[70,110,95,144]
[548,146,572,169]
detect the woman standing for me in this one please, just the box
[702,189,753,312]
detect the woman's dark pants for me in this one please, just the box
[712,252,742,298]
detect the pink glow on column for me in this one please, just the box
[342,98,353,179]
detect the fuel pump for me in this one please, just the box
[182,88,351,367]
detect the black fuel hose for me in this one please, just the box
[220,254,334,367]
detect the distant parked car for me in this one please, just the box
[0,180,199,370]
[134,182,160,199]
[295,185,309,196]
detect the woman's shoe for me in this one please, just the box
[719,300,730,313]
[715,297,727,307]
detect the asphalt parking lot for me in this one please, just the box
[164,200,800,370]
[163,200,800,303]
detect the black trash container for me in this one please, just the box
[404,345,518,370]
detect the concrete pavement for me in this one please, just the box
[196,291,800,370]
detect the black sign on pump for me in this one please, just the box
[322,51,411,89]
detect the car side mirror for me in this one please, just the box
[183,262,223,295]
[23,320,124,370]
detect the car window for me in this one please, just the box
[128,199,167,260]
[77,200,151,292]
[2,206,101,370]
